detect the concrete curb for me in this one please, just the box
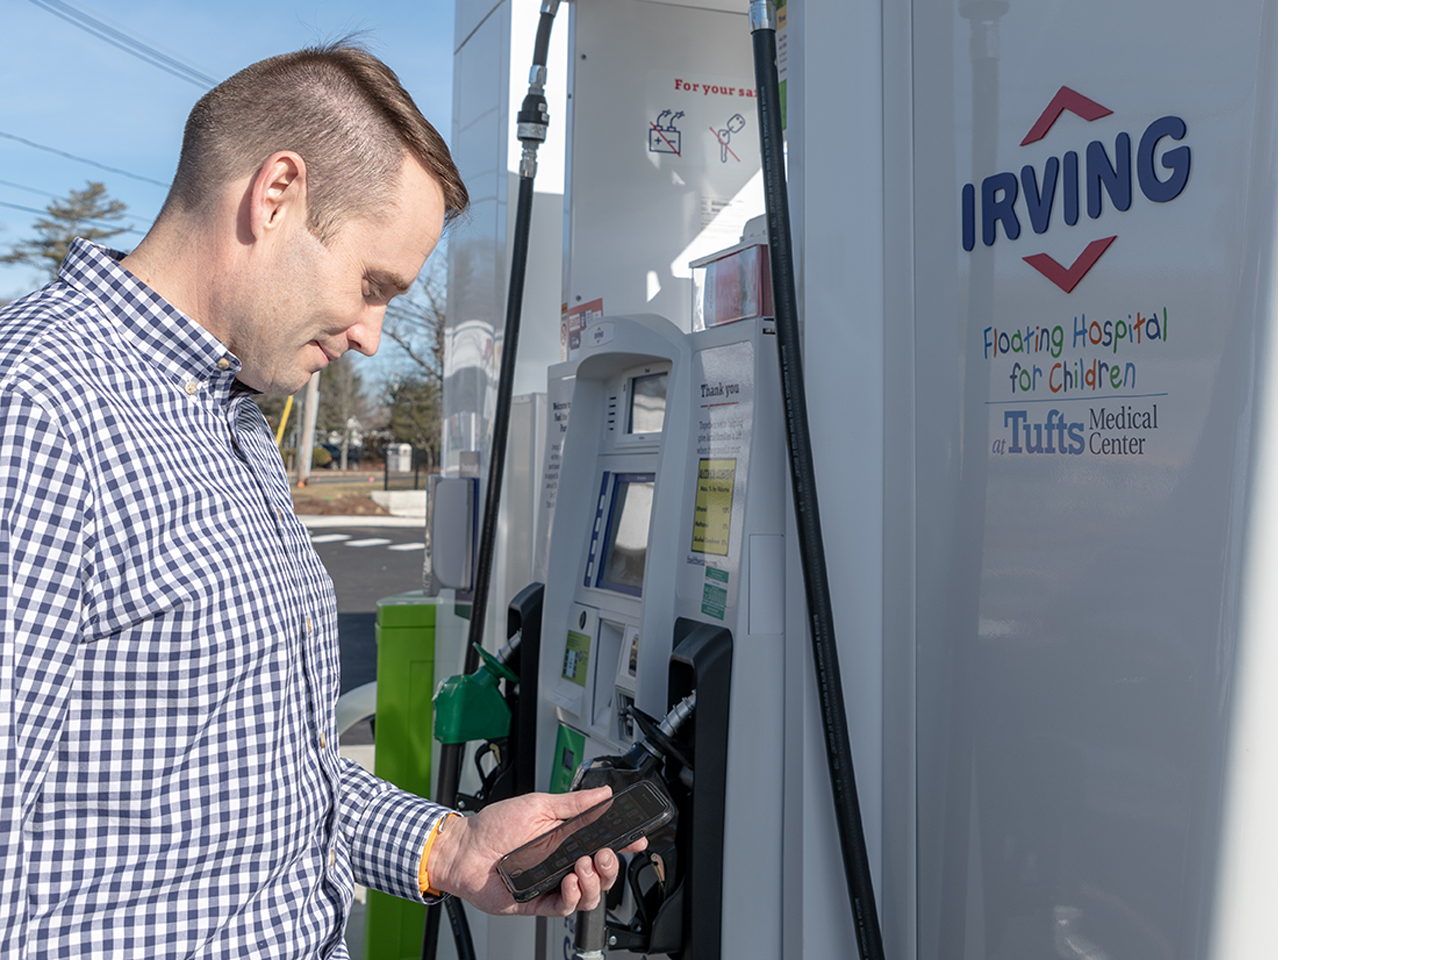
[297,514,427,529]
[368,490,427,518]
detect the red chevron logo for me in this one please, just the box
[1023,237,1116,293]
[1020,86,1113,146]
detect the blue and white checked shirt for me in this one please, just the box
[0,240,448,957]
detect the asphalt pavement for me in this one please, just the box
[302,518,427,695]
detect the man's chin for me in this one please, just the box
[237,371,311,396]
[283,372,319,394]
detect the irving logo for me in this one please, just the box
[961,87,1192,293]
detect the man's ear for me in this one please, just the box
[247,151,308,241]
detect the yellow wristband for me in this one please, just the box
[419,813,462,895]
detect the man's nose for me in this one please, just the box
[347,309,384,357]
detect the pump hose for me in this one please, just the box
[748,5,887,960]
[420,3,560,959]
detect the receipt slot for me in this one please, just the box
[536,314,787,960]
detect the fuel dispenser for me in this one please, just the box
[436,0,1278,957]
[532,312,788,960]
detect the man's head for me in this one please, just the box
[130,41,469,395]
[163,41,467,242]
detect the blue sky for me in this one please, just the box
[0,0,456,301]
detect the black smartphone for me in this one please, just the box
[497,780,675,903]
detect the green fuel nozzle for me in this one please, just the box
[433,642,521,745]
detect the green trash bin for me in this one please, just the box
[365,591,440,960]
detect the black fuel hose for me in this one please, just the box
[421,3,560,958]
[748,5,886,960]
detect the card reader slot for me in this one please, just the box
[591,618,625,730]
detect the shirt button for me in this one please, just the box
[306,616,312,633]
[319,731,329,749]
[218,358,231,370]
[184,381,198,395]
[329,849,336,867]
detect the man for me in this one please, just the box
[0,43,629,956]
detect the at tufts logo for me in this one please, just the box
[962,86,1191,293]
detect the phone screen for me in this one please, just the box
[499,781,674,901]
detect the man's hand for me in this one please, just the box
[425,787,647,917]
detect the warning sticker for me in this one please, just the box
[562,630,591,687]
[701,567,729,619]
[692,458,737,555]
[562,298,603,359]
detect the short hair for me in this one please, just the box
[163,41,468,243]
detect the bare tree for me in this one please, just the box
[381,258,446,467]
[317,353,373,469]
[384,257,446,384]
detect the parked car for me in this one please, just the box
[319,442,362,467]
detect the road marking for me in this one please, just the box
[344,538,392,548]
[310,534,352,543]
[388,542,426,552]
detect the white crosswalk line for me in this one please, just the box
[344,538,392,548]
[388,542,425,552]
[309,534,351,543]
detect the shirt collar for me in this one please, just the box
[57,238,244,394]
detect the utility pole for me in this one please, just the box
[297,370,320,487]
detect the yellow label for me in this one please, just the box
[692,458,737,555]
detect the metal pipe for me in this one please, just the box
[421,4,560,957]
[575,905,608,960]
[748,5,887,960]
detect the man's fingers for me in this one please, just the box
[573,855,603,912]
[528,872,580,917]
[594,848,616,875]
[593,848,621,892]
[515,853,611,917]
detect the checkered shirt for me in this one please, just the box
[0,240,449,957]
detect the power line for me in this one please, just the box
[28,0,217,89]
[0,200,143,236]
[0,178,154,226]
[0,179,60,201]
[0,131,169,188]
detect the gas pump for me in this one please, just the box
[432,3,889,958]
[533,312,788,960]
[439,0,1279,957]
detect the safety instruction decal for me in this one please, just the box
[646,71,756,173]
[701,567,729,620]
[549,724,587,794]
[691,458,736,555]
[562,298,603,359]
[649,110,683,156]
[683,339,754,607]
[562,630,591,687]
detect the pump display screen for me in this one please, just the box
[597,474,655,596]
[628,372,668,434]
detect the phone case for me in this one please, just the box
[498,783,675,902]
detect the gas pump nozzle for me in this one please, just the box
[573,691,696,792]
[433,635,522,745]
[568,691,698,957]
